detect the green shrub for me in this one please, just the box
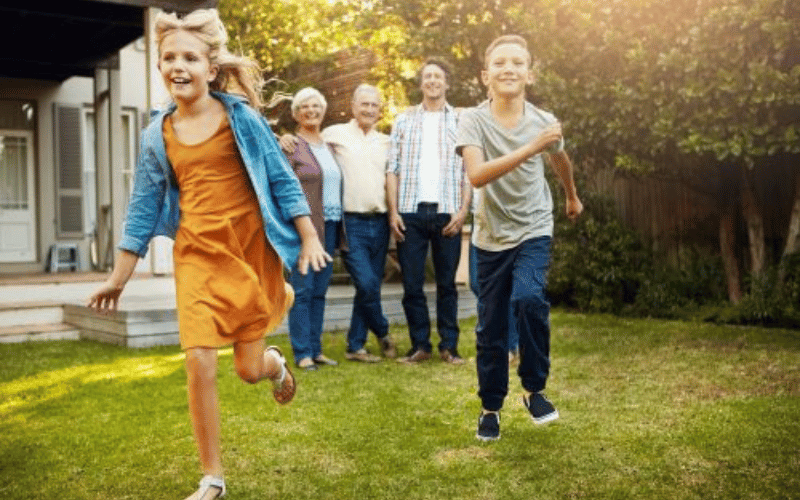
[632,253,728,318]
[549,192,652,313]
[547,173,796,326]
[549,184,727,317]
[715,255,800,328]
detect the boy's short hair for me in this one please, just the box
[484,35,531,68]
[418,57,452,84]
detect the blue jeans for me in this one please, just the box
[342,213,390,352]
[475,236,552,411]
[288,220,340,362]
[469,243,518,352]
[396,203,461,353]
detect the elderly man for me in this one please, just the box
[386,59,470,365]
[283,84,397,362]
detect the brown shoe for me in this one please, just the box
[313,354,339,366]
[379,336,397,358]
[297,357,318,371]
[398,349,432,364]
[345,348,382,363]
[440,348,465,365]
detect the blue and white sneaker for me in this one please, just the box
[476,411,500,441]
[523,392,559,425]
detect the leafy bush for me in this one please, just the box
[547,174,797,326]
[549,192,652,313]
[632,253,728,318]
[548,185,728,317]
[712,255,800,328]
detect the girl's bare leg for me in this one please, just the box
[233,338,281,383]
[185,348,223,483]
[234,338,296,404]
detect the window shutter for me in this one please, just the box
[53,104,83,238]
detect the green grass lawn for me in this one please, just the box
[1,312,799,500]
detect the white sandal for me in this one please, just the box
[191,475,225,499]
[265,346,296,405]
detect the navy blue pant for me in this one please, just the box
[476,236,552,411]
[469,242,518,352]
[342,213,390,352]
[396,203,461,353]
[288,220,340,362]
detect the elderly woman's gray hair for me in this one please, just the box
[291,87,327,115]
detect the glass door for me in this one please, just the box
[0,130,36,262]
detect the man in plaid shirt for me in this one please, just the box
[387,58,471,365]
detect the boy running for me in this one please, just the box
[456,35,583,441]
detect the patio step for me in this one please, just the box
[0,302,64,329]
[0,322,79,343]
[0,279,478,348]
[64,304,180,348]
[64,288,477,349]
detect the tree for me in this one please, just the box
[217,0,800,303]
[219,0,360,75]
[523,0,800,302]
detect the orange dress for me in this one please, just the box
[164,116,290,349]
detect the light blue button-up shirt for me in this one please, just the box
[118,92,310,271]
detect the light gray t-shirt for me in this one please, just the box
[456,100,563,251]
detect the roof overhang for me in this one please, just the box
[0,0,217,81]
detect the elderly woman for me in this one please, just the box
[285,87,343,370]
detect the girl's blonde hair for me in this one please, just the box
[155,9,264,109]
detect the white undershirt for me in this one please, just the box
[417,111,441,204]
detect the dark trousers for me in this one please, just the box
[469,242,518,352]
[288,220,340,361]
[476,236,552,411]
[342,213,389,351]
[396,203,461,353]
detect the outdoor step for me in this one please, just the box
[0,302,64,329]
[64,304,180,348]
[63,288,477,349]
[0,322,79,343]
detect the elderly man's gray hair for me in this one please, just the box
[351,83,381,103]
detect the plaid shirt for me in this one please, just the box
[387,103,465,213]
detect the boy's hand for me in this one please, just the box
[565,196,584,222]
[531,123,562,156]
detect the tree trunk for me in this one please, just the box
[779,166,800,283]
[740,166,766,277]
[719,208,742,303]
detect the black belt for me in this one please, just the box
[344,212,386,219]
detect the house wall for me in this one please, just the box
[0,39,151,275]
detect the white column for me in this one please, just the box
[93,61,124,272]
[108,65,125,265]
[93,68,111,270]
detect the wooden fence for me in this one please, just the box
[589,160,799,270]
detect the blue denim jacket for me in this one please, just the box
[118,92,310,271]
